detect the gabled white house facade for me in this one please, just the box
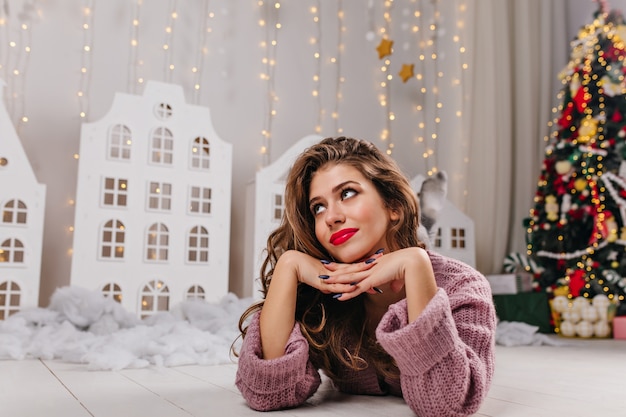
[0,80,47,319]
[411,175,476,268]
[244,134,322,298]
[70,81,232,317]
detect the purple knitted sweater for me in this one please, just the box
[235,251,496,416]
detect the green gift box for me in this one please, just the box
[492,292,553,334]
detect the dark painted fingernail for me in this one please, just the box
[365,258,376,264]
[333,293,343,299]
[350,282,357,286]
[320,259,331,264]
[319,275,330,280]
[375,248,384,254]
[373,287,383,294]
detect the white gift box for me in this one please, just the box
[487,273,533,294]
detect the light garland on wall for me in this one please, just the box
[128,0,143,94]
[411,2,429,172]
[0,1,37,130]
[310,2,322,134]
[191,0,213,104]
[377,0,394,155]
[162,0,179,84]
[455,0,470,203]
[427,0,441,175]
[332,0,345,135]
[78,0,94,120]
[258,0,281,167]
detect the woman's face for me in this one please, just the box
[308,163,398,263]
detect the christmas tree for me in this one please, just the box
[524,6,626,306]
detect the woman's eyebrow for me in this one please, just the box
[309,180,360,206]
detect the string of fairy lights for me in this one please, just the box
[310,2,322,134]
[258,0,281,167]
[333,0,345,135]
[78,0,94,121]
[192,0,213,104]
[309,1,345,136]
[162,0,178,84]
[128,0,143,94]
[0,1,36,130]
[378,0,394,155]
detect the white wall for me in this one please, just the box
[1,0,622,305]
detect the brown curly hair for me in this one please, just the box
[236,136,424,380]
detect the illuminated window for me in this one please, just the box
[108,124,132,160]
[0,239,24,263]
[451,228,466,249]
[100,220,125,259]
[186,285,206,301]
[2,200,27,224]
[147,182,172,211]
[102,283,122,303]
[190,137,210,170]
[146,223,169,262]
[187,226,208,263]
[102,177,128,207]
[272,193,284,222]
[150,127,174,165]
[140,280,169,318]
[0,281,21,320]
[189,186,212,214]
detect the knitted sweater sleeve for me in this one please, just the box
[235,312,321,411]
[376,261,496,417]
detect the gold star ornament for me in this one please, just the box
[399,64,414,83]
[376,38,394,59]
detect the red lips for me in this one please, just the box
[330,228,358,245]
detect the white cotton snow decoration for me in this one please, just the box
[0,286,253,370]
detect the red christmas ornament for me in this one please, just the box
[569,269,586,297]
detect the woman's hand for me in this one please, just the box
[321,247,437,321]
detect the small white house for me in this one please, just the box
[411,175,476,268]
[244,134,322,298]
[0,80,47,319]
[245,136,476,299]
[70,81,232,317]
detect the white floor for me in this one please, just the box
[1,336,625,417]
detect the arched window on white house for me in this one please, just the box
[0,280,21,319]
[186,285,206,301]
[100,220,125,260]
[190,137,210,170]
[102,283,123,303]
[0,238,24,263]
[146,223,169,262]
[140,280,169,318]
[2,200,27,225]
[187,226,208,263]
[150,127,174,165]
[108,124,132,160]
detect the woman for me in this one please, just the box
[235,137,496,416]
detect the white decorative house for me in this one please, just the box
[411,175,476,268]
[70,81,232,317]
[0,80,47,319]
[244,134,322,298]
[245,136,476,298]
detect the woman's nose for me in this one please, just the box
[325,203,345,225]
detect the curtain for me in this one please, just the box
[464,0,568,274]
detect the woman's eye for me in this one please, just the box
[312,204,325,215]
[341,189,357,200]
